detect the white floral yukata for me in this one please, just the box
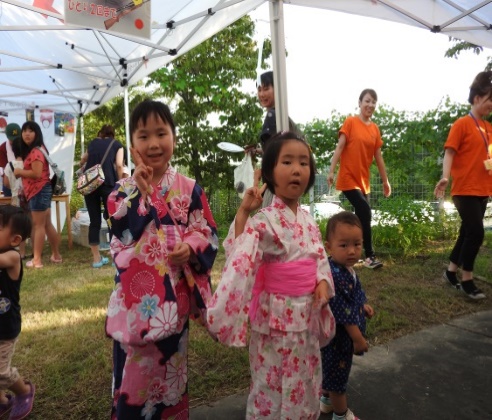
[207,196,335,419]
[106,166,218,420]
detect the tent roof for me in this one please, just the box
[1,0,491,116]
[0,0,263,115]
[291,0,492,50]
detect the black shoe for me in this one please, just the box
[443,271,461,290]
[461,280,486,300]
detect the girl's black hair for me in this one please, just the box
[468,71,492,104]
[261,131,316,195]
[359,88,378,102]
[129,100,176,145]
[0,205,32,241]
[20,121,47,160]
[325,211,362,242]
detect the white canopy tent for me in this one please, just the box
[1,0,492,225]
[1,0,492,128]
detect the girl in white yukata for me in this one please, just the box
[207,132,336,419]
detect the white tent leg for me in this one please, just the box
[80,115,85,156]
[124,88,131,171]
[269,0,289,132]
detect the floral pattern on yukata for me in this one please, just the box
[107,166,218,420]
[207,196,336,419]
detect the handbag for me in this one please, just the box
[77,139,116,196]
[37,147,66,195]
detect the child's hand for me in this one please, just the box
[364,304,375,319]
[239,183,267,215]
[353,337,369,354]
[314,280,329,306]
[169,243,192,266]
[130,147,153,196]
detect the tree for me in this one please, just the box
[146,16,265,195]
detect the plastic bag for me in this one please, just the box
[234,153,254,198]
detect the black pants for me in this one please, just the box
[450,195,488,272]
[343,189,374,258]
[84,184,113,245]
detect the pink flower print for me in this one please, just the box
[283,307,294,325]
[170,195,191,223]
[272,233,284,249]
[289,380,305,405]
[141,236,164,266]
[146,301,178,342]
[231,253,254,276]
[266,366,282,392]
[147,377,168,404]
[137,195,149,216]
[254,391,273,417]
[161,383,182,406]
[293,223,303,239]
[166,353,188,393]
[225,290,242,316]
[188,209,211,236]
[217,325,234,342]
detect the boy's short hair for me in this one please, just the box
[326,211,362,241]
[261,131,315,195]
[129,100,176,144]
[0,205,32,241]
[257,71,274,87]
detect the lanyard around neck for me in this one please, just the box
[469,112,491,158]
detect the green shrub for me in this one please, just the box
[372,196,459,256]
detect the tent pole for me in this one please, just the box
[269,0,289,132]
[80,115,85,156]
[124,88,131,170]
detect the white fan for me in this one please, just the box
[217,142,244,153]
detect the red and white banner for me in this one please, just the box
[65,0,151,39]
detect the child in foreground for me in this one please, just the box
[0,205,35,420]
[207,131,335,419]
[320,211,375,420]
[105,100,218,419]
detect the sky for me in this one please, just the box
[248,4,492,124]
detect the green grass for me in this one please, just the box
[8,236,492,419]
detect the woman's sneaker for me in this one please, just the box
[442,271,461,290]
[363,256,383,269]
[320,395,333,414]
[461,280,486,300]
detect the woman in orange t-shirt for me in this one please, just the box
[435,71,492,300]
[327,89,391,269]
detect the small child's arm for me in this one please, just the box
[364,303,375,319]
[345,324,368,354]
[314,280,329,306]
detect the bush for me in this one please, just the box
[372,196,459,256]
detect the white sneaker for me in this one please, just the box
[320,395,333,414]
[333,408,360,420]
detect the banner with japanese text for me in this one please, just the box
[65,0,151,39]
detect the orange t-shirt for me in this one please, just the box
[445,114,492,197]
[335,116,383,194]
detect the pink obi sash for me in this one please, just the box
[248,259,317,322]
